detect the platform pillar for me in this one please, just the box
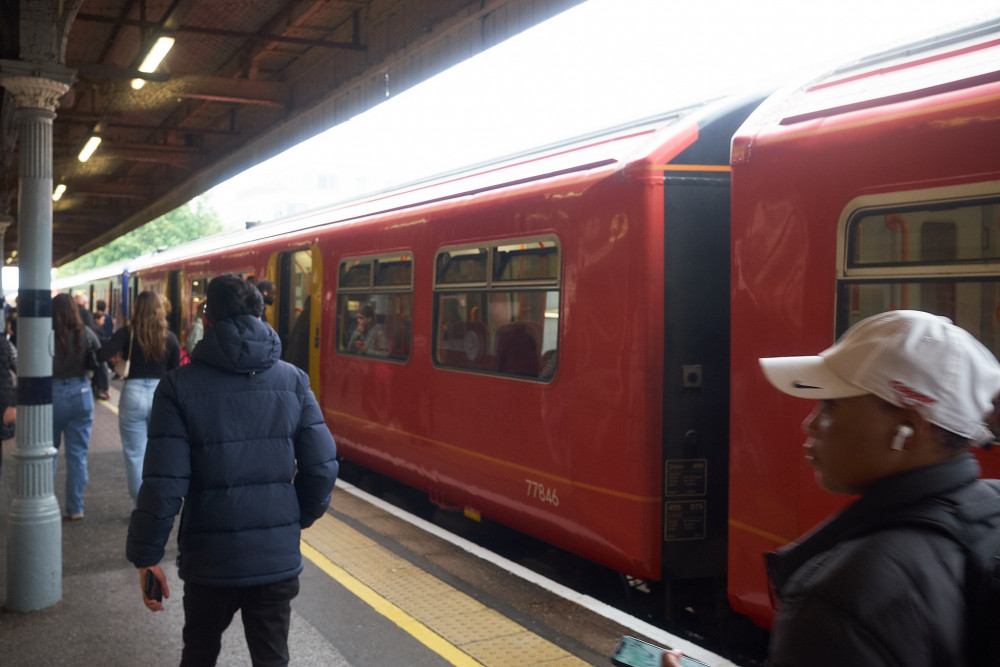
[0,62,74,612]
[0,218,9,300]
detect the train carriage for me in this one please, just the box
[56,96,756,622]
[729,21,1000,627]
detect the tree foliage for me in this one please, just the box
[55,199,225,278]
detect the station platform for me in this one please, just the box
[0,380,734,666]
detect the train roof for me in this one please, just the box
[58,95,735,280]
[740,17,1000,130]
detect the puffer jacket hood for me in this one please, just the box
[192,314,280,373]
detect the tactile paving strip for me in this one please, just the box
[303,513,589,666]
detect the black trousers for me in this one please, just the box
[180,576,300,667]
[91,361,109,392]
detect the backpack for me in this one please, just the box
[890,479,1000,665]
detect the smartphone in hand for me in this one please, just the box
[144,569,163,602]
[611,636,709,667]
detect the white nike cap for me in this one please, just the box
[760,310,1000,443]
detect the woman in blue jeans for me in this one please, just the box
[52,294,102,519]
[100,291,180,503]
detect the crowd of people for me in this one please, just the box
[0,277,338,666]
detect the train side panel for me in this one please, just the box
[316,167,668,578]
[729,33,1000,628]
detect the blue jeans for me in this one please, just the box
[52,376,95,516]
[119,378,158,503]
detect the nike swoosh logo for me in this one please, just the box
[792,381,821,389]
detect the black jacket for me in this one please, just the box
[0,337,14,440]
[766,453,981,667]
[125,314,338,586]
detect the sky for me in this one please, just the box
[200,0,1000,230]
[10,0,1000,294]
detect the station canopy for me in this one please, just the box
[0,0,582,267]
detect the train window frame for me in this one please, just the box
[838,181,1000,280]
[336,252,414,362]
[835,182,1000,353]
[433,235,560,382]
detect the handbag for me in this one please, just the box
[84,331,99,373]
[114,329,133,378]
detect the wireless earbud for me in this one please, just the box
[891,425,914,451]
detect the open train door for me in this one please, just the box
[269,245,322,396]
[166,270,182,338]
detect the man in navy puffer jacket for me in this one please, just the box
[126,274,338,666]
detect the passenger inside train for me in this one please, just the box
[347,304,390,356]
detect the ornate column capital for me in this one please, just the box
[0,60,75,112]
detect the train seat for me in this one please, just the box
[495,321,540,377]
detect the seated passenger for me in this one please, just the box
[496,321,539,377]
[348,304,390,357]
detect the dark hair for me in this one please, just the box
[96,300,107,312]
[207,274,264,322]
[256,279,274,292]
[52,293,85,359]
[358,304,375,319]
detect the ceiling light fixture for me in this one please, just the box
[76,135,101,162]
[132,36,175,89]
[78,135,102,162]
[52,183,67,201]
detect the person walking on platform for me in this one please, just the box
[667,310,1000,667]
[91,299,113,400]
[99,291,180,504]
[52,293,102,520]
[126,274,338,667]
[0,313,16,479]
[255,279,274,325]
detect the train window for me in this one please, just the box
[839,196,1000,356]
[434,236,560,381]
[337,253,413,361]
[436,247,488,285]
[848,201,1000,267]
[374,254,412,288]
[339,259,372,288]
[493,241,559,282]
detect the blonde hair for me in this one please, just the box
[130,291,167,361]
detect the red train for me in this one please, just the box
[55,20,1000,639]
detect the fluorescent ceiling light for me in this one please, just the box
[78,136,102,162]
[132,36,175,89]
[52,184,66,201]
[140,36,175,72]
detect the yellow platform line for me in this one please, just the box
[302,513,587,667]
[96,384,120,416]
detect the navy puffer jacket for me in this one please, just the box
[126,314,338,586]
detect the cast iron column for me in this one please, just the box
[0,63,73,612]
[0,218,9,300]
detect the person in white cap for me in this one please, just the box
[667,310,1000,667]
[754,310,1000,667]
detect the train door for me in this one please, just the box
[658,99,760,624]
[270,246,321,392]
[184,274,208,351]
[125,271,139,322]
[166,270,182,337]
